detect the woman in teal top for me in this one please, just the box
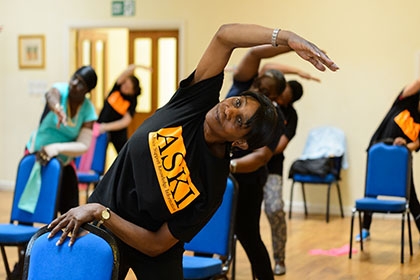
[26,65,98,213]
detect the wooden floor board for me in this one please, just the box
[1,189,419,279]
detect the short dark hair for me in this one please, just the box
[129,75,142,97]
[262,69,287,96]
[288,80,303,103]
[75,66,97,92]
[239,90,278,150]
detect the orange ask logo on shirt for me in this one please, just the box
[149,127,200,214]
[394,109,420,142]
[108,91,130,115]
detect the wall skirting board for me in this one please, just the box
[0,180,14,191]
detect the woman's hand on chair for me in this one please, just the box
[47,203,102,246]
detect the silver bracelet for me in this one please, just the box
[230,160,237,173]
[271,28,281,47]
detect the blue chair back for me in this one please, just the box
[184,176,238,258]
[10,154,62,224]
[365,142,411,198]
[23,223,119,280]
[75,132,108,175]
[90,132,108,174]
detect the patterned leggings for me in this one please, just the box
[263,174,287,263]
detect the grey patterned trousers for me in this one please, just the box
[263,174,286,263]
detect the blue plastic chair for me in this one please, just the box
[0,154,62,279]
[23,223,119,280]
[289,156,344,223]
[288,126,347,223]
[349,142,413,263]
[75,132,108,201]
[183,175,238,280]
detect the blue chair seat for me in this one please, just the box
[289,156,344,223]
[355,197,406,213]
[0,225,40,243]
[183,255,222,279]
[77,172,100,183]
[293,173,336,184]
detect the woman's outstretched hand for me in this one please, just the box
[281,30,339,72]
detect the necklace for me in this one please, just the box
[66,101,81,127]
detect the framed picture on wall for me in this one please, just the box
[18,35,45,69]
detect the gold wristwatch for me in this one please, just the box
[97,207,111,227]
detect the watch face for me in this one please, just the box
[102,209,110,220]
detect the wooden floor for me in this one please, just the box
[1,189,420,280]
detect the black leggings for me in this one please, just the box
[109,129,128,153]
[116,237,184,280]
[58,164,79,214]
[234,175,274,280]
[362,172,420,232]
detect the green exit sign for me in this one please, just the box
[112,0,135,16]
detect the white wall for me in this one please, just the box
[1,0,420,214]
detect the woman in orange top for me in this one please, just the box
[97,64,143,152]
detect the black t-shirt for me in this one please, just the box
[97,83,137,123]
[267,103,298,175]
[89,71,230,243]
[369,90,420,150]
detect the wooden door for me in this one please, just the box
[127,30,179,136]
[75,29,108,113]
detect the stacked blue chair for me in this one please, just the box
[183,175,238,280]
[23,223,119,280]
[75,132,108,201]
[0,154,62,279]
[348,142,413,263]
[288,126,347,223]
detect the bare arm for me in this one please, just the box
[116,64,152,85]
[233,45,292,82]
[48,203,178,257]
[45,88,67,127]
[99,113,132,133]
[260,62,321,83]
[401,77,420,98]
[394,137,420,152]
[116,64,136,85]
[273,135,290,155]
[40,123,94,163]
[231,146,273,173]
[194,24,338,85]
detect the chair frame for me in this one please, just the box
[0,154,62,279]
[348,143,413,264]
[289,156,344,223]
[22,223,119,280]
[183,174,238,280]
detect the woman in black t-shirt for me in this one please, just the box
[47,23,338,280]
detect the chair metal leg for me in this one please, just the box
[326,183,332,223]
[336,182,344,218]
[349,209,355,259]
[289,181,295,219]
[301,183,308,217]
[86,183,91,202]
[1,245,11,279]
[401,213,405,264]
[407,212,413,256]
[231,235,236,280]
[358,211,364,252]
